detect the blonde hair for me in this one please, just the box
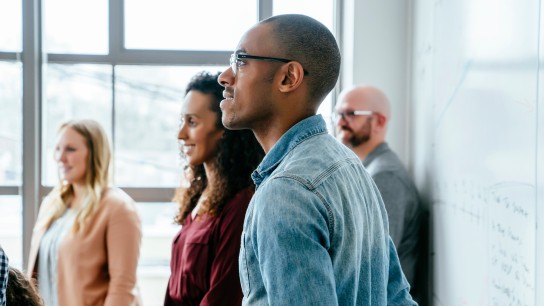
[40,119,112,233]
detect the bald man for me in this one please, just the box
[335,85,422,287]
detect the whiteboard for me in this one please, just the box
[411,0,544,305]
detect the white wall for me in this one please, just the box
[411,0,544,305]
[340,0,412,168]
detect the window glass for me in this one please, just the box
[124,0,257,50]
[318,92,334,132]
[44,0,108,54]
[136,202,179,306]
[42,64,113,186]
[0,0,22,52]
[273,0,335,32]
[114,65,226,187]
[0,195,23,269]
[0,61,22,185]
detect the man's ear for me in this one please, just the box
[278,62,305,93]
[375,113,387,128]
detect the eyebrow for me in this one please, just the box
[234,48,247,55]
[180,113,200,118]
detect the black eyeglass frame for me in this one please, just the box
[230,53,309,76]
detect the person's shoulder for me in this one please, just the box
[266,135,366,195]
[233,186,254,203]
[101,187,137,212]
[367,148,406,175]
[35,191,59,222]
[293,132,349,154]
[370,160,418,196]
[221,186,254,215]
[40,189,60,209]
[0,245,6,261]
[280,133,360,175]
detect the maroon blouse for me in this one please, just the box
[164,187,253,306]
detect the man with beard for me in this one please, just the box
[335,85,422,288]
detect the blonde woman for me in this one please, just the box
[27,119,142,306]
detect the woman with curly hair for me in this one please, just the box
[164,71,264,306]
[7,267,44,306]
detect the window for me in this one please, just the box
[0,0,23,269]
[273,0,335,31]
[135,202,178,306]
[124,0,257,51]
[0,62,22,186]
[0,0,22,52]
[0,196,22,268]
[44,0,108,54]
[42,64,113,185]
[114,65,225,187]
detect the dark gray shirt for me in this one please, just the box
[363,142,421,286]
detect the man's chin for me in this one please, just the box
[222,115,243,130]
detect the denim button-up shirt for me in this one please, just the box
[239,115,416,305]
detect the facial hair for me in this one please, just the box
[221,87,237,129]
[347,118,372,147]
[225,108,237,129]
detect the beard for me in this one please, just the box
[222,108,237,129]
[339,119,372,147]
[348,131,370,147]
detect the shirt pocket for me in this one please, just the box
[182,229,212,299]
[239,231,251,296]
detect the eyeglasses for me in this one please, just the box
[333,110,375,122]
[229,53,308,76]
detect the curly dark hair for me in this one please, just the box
[174,71,264,224]
[7,267,44,306]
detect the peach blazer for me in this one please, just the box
[27,187,142,306]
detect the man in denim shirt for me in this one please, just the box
[218,14,416,305]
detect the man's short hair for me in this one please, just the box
[262,14,341,104]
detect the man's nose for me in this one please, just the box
[218,67,233,87]
[335,114,348,126]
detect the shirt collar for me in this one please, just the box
[363,142,389,166]
[251,115,328,187]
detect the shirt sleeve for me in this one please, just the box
[104,199,142,306]
[0,246,8,306]
[386,237,418,305]
[252,178,338,306]
[372,171,410,247]
[199,193,248,306]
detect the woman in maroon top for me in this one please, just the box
[165,71,264,306]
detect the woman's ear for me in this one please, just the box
[278,62,305,93]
